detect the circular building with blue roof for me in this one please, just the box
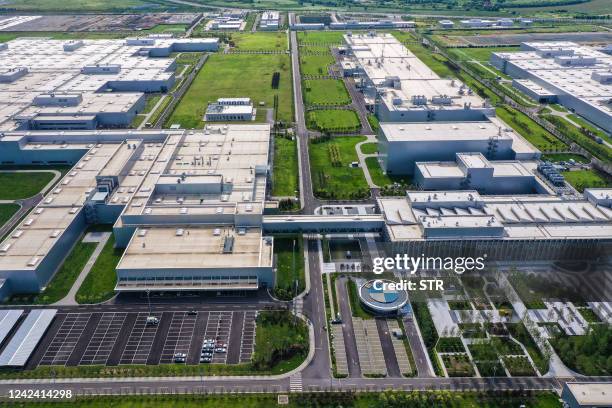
[358,279,408,315]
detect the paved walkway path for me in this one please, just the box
[137,95,168,130]
[355,135,378,188]
[53,232,111,307]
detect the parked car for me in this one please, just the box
[215,347,227,353]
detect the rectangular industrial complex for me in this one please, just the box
[342,32,540,177]
[0,124,273,299]
[0,36,219,131]
[491,41,612,133]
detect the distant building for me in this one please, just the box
[260,11,280,31]
[0,37,218,131]
[439,20,454,29]
[491,41,612,133]
[204,98,256,122]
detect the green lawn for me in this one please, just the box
[167,54,293,128]
[10,239,98,305]
[0,171,55,200]
[567,113,612,144]
[347,279,374,319]
[497,106,566,151]
[306,109,360,132]
[303,79,351,106]
[272,136,298,197]
[143,95,162,114]
[309,136,370,200]
[230,32,288,51]
[300,54,335,75]
[360,143,378,155]
[75,234,122,304]
[541,153,589,164]
[562,169,612,192]
[365,157,411,187]
[541,114,611,162]
[273,235,305,300]
[0,392,564,407]
[447,46,519,62]
[0,204,19,227]
[297,31,345,44]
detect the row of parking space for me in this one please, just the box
[36,310,257,368]
[352,318,386,376]
[331,325,348,376]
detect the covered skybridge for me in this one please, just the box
[262,215,385,233]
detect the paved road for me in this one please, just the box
[376,318,401,378]
[300,239,331,381]
[335,276,361,377]
[403,314,434,378]
[290,31,321,214]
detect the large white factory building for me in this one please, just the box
[0,36,219,132]
[491,41,612,133]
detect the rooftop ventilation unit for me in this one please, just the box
[223,236,235,253]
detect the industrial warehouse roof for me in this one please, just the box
[492,42,612,123]
[379,117,538,157]
[563,383,612,406]
[344,33,489,113]
[117,226,273,270]
[380,120,514,142]
[379,189,612,241]
[0,131,172,271]
[0,124,270,277]
[0,36,217,130]
[121,124,271,217]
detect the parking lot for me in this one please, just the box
[33,310,257,368]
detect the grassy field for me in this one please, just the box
[272,136,298,197]
[303,79,351,106]
[273,235,305,300]
[166,54,293,127]
[300,54,335,76]
[541,153,589,163]
[297,31,345,44]
[447,46,519,62]
[0,391,563,407]
[497,106,566,151]
[567,113,612,144]
[365,157,411,187]
[76,234,122,304]
[360,143,378,155]
[541,114,611,162]
[0,171,55,200]
[230,32,288,51]
[0,204,19,227]
[562,169,612,192]
[306,109,360,132]
[309,136,369,200]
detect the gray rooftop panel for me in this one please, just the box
[0,309,23,347]
[0,309,56,367]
